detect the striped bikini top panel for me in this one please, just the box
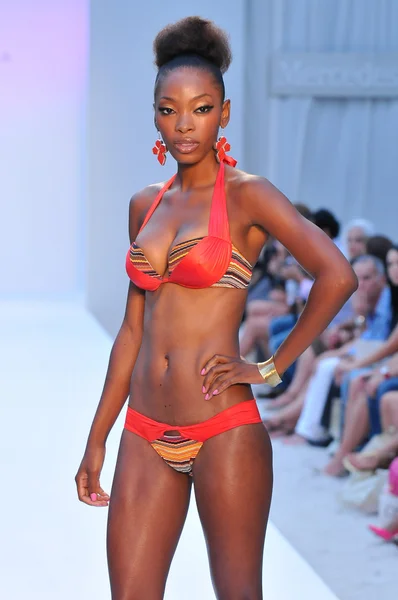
[126,161,253,291]
[129,237,252,289]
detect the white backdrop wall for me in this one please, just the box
[245,0,398,238]
[87,1,246,335]
[0,0,88,297]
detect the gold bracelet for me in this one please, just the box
[257,356,282,387]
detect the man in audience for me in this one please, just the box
[341,219,375,260]
[290,255,391,445]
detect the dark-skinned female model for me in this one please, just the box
[75,16,358,600]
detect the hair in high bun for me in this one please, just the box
[153,16,232,100]
[154,16,232,73]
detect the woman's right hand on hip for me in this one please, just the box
[75,443,110,507]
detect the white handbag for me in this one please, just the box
[338,468,388,514]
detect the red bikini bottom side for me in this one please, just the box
[124,399,262,443]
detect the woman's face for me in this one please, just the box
[387,249,398,286]
[347,226,367,260]
[154,68,230,165]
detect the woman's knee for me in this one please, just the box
[110,581,165,600]
[214,579,262,600]
[380,390,398,419]
[381,390,398,407]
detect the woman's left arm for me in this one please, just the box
[202,178,358,398]
[246,177,358,374]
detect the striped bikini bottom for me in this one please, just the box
[124,400,262,477]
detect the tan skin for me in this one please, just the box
[75,67,357,600]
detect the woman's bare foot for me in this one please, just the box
[343,452,379,472]
[324,454,347,477]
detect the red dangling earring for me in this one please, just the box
[214,135,237,167]
[152,134,167,166]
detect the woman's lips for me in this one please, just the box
[173,142,200,154]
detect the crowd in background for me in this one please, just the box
[241,206,398,544]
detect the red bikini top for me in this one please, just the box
[126,161,253,291]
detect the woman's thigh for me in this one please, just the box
[192,422,273,600]
[107,429,192,600]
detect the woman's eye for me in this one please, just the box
[158,107,174,115]
[195,105,214,114]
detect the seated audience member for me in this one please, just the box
[267,291,368,409]
[322,247,398,473]
[283,255,391,444]
[312,208,341,244]
[340,219,375,261]
[270,208,340,338]
[244,241,284,306]
[342,390,398,473]
[265,209,343,385]
[293,203,313,222]
[263,291,368,433]
[240,240,288,357]
[310,233,393,349]
[334,246,398,385]
[267,261,314,382]
[366,235,394,270]
[240,204,313,359]
[325,362,398,475]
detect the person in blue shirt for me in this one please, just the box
[292,255,391,445]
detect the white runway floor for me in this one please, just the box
[0,300,340,599]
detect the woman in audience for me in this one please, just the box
[341,219,375,261]
[312,208,341,246]
[244,241,284,306]
[240,205,313,359]
[324,368,398,475]
[239,240,289,357]
[324,247,398,474]
[366,235,394,270]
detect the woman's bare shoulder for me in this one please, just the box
[227,167,278,200]
[129,181,166,212]
[226,167,280,227]
[128,180,166,241]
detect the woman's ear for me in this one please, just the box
[153,101,157,130]
[220,99,231,129]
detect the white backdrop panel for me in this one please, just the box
[0,0,88,296]
[246,0,398,240]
